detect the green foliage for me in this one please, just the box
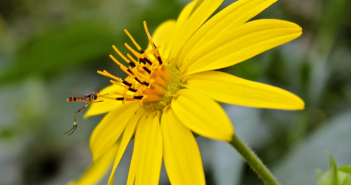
[0,22,117,84]
[316,155,351,185]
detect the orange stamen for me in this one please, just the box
[127,53,140,67]
[142,94,161,102]
[124,29,143,53]
[98,22,175,107]
[112,45,131,64]
[125,43,142,59]
[98,70,123,82]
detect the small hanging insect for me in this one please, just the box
[65,89,103,136]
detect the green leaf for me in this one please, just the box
[314,155,351,185]
[0,22,117,84]
[316,169,324,185]
[340,176,351,185]
[328,154,339,185]
[339,166,351,175]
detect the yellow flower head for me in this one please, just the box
[70,0,305,184]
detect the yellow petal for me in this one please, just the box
[126,115,148,185]
[161,108,205,185]
[67,142,120,185]
[184,71,305,110]
[178,0,277,63]
[135,112,163,185]
[171,89,234,141]
[162,1,196,58]
[84,84,125,118]
[181,19,302,75]
[107,109,145,185]
[90,102,140,162]
[147,20,176,55]
[168,0,223,61]
[190,0,204,14]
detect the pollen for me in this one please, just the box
[98,21,183,111]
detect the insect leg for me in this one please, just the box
[65,104,89,136]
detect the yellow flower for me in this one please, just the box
[70,0,304,184]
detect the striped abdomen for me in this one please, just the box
[67,97,85,102]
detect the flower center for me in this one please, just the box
[98,21,183,112]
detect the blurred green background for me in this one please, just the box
[0,0,350,184]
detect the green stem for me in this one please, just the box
[229,134,280,185]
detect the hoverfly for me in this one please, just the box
[65,89,103,136]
